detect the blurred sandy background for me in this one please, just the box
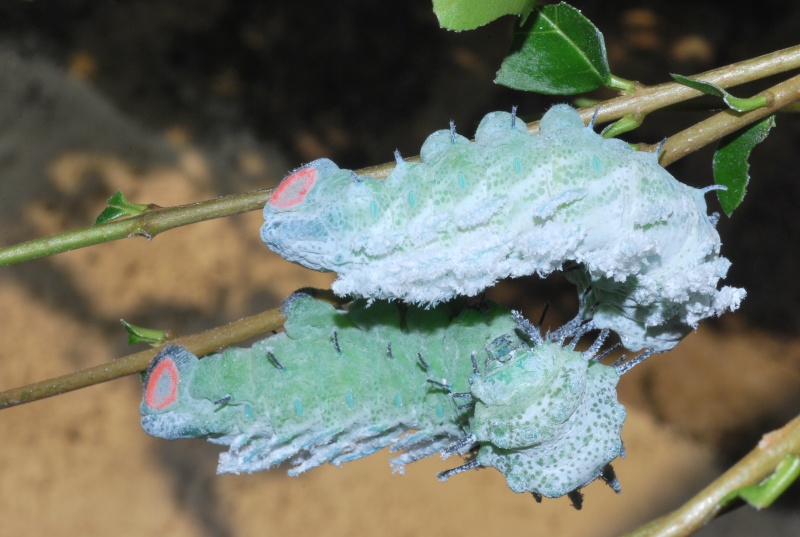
[0,2,799,536]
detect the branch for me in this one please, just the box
[567,43,800,130]
[361,43,800,176]
[0,305,286,409]
[649,73,800,166]
[620,413,800,537]
[2,45,800,267]
[0,288,340,409]
[0,189,272,266]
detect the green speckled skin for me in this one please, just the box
[141,293,518,476]
[141,294,629,499]
[472,341,624,497]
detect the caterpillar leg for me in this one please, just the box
[389,437,454,474]
[330,432,400,466]
[600,463,622,494]
[567,490,584,510]
[437,458,481,482]
[614,348,656,374]
[440,434,477,459]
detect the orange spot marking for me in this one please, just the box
[145,358,179,410]
[269,166,317,209]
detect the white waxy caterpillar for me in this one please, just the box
[261,105,745,352]
[141,293,628,505]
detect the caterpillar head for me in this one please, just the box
[441,320,626,502]
[262,159,387,271]
[141,345,246,442]
[261,159,348,271]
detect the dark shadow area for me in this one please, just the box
[155,440,236,537]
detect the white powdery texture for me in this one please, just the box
[261,105,745,351]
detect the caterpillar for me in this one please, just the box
[141,292,628,505]
[261,105,745,352]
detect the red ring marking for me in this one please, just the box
[145,358,179,410]
[269,166,318,209]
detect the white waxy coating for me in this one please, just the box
[262,105,745,351]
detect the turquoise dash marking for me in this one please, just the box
[436,403,444,418]
[294,399,303,417]
[243,444,269,464]
[458,172,466,189]
[515,158,522,173]
[346,391,355,408]
[408,191,416,208]
[395,393,403,408]
[244,405,254,420]
[593,156,600,171]
[371,200,379,220]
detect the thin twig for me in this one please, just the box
[650,73,800,166]
[1,45,800,268]
[0,306,286,409]
[620,413,800,537]
[361,43,800,177]
[0,189,272,266]
[569,43,800,130]
[0,288,340,409]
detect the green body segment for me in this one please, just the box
[141,294,628,499]
[141,293,518,475]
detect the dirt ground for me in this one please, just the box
[0,2,798,536]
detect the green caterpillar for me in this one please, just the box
[141,293,628,505]
[261,105,745,352]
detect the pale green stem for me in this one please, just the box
[650,73,800,166]
[607,74,636,93]
[0,306,286,409]
[620,414,800,537]
[0,189,271,266]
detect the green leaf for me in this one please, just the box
[573,97,601,108]
[432,0,537,31]
[496,3,628,94]
[120,319,171,346]
[94,207,129,225]
[671,74,769,112]
[600,114,643,139]
[94,190,152,225]
[713,114,776,216]
[719,455,800,510]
